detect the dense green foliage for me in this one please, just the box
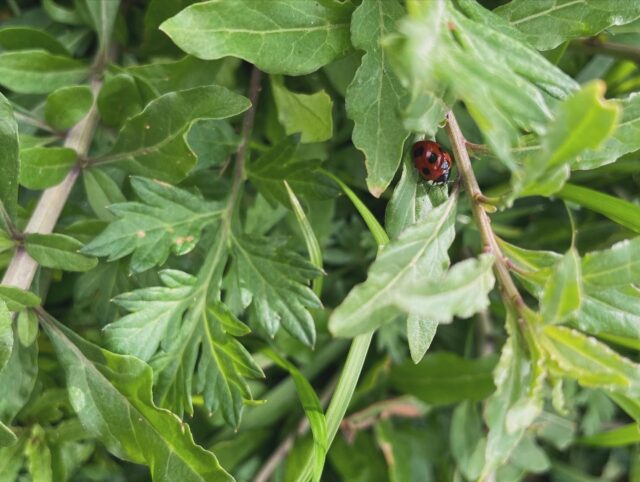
[1,0,640,481]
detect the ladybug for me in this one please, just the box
[411,140,452,184]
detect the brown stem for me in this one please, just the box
[1,79,102,290]
[572,38,640,64]
[444,111,526,314]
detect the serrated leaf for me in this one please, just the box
[271,77,333,143]
[160,0,353,75]
[44,85,93,130]
[0,50,89,94]
[542,325,640,395]
[0,286,41,311]
[389,352,497,405]
[40,314,235,482]
[24,233,97,272]
[329,195,456,338]
[106,269,196,361]
[386,0,576,166]
[394,254,495,322]
[247,137,338,207]
[232,234,322,346]
[346,0,409,196]
[19,147,77,190]
[98,86,251,182]
[0,301,13,374]
[0,93,19,221]
[514,81,620,198]
[0,26,68,55]
[496,0,640,50]
[83,177,222,273]
[582,236,640,287]
[541,248,582,325]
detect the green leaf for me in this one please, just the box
[515,81,620,197]
[406,316,437,364]
[0,93,19,221]
[19,147,77,190]
[42,0,83,25]
[0,27,68,55]
[557,184,640,233]
[16,310,38,347]
[44,85,93,131]
[541,248,582,325]
[394,254,496,323]
[85,0,121,55]
[160,0,352,75]
[576,286,640,343]
[579,423,640,447]
[483,327,543,475]
[386,0,576,166]
[582,236,640,287]
[82,167,126,221]
[26,425,52,482]
[496,0,640,50]
[0,50,89,94]
[188,120,239,171]
[0,301,13,374]
[578,93,640,170]
[232,235,322,346]
[389,352,497,406]
[0,421,16,448]
[271,77,333,143]
[83,177,222,273]
[247,137,338,207]
[374,419,432,482]
[541,325,640,395]
[97,73,146,128]
[24,233,97,272]
[0,286,41,311]
[451,401,486,481]
[346,0,409,197]
[264,348,327,482]
[329,195,456,338]
[0,432,26,476]
[99,86,250,181]
[40,314,235,482]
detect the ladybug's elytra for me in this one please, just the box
[411,140,452,184]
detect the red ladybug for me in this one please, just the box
[411,140,452,184]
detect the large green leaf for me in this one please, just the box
[160,0,353,75]
[231,234,322,346]
[271,77,333,143]
[40,314,235,482]
[97,86,250,181]
[329,195,456,337]
[82,177,223,273]
[97,73,146,128]
[496,0,640,50]
[393,254,495,323]
[19,147,77,190]
[582,236,640,287]
[0,50,89,94]
[0,93,18,221]
[0,27,68,55]
[345,0,409,196]
[386,0,576,166]
[389,352,497,405]
[0,286,41,312]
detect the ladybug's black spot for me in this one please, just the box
[428,152,438,163]
[413,146,424,158]
[421,167,430,176]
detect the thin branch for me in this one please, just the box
[13,112,60,135]
[572,37,640,64]
[1,79,102,290]
[444,111,526,314]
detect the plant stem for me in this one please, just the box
[444,111,526,314]
[1,80,102,290]
[13,112,59,135]
[572,38,640,64]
